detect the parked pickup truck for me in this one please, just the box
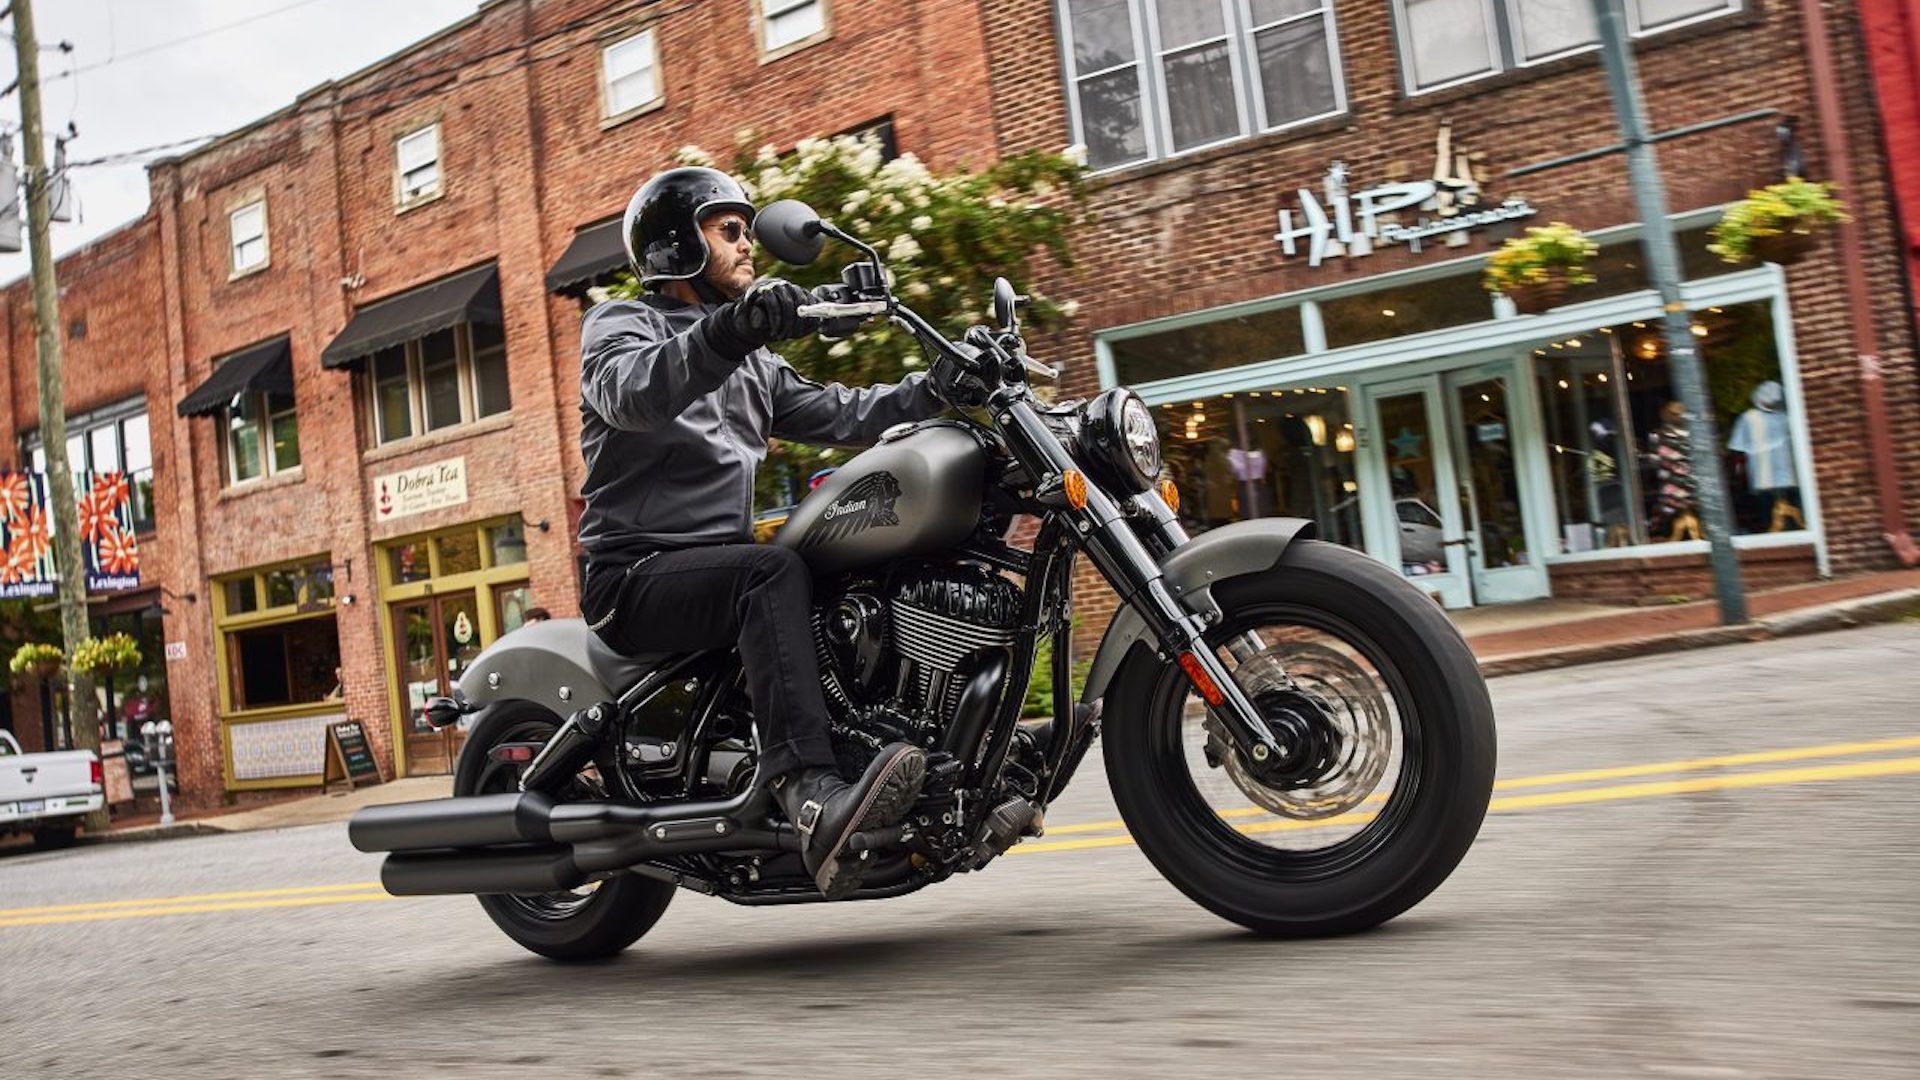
[0,730,103,848]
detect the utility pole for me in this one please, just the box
[1589,0,1748,625]
[10,0,104,823]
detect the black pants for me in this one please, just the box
[582,545,836,780]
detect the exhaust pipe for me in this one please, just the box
[349,791,555,853]
[381,846,585,896]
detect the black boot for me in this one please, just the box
[772,743,927,899]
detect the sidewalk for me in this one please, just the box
[84,568,1920,842]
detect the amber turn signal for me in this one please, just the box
[1177,651,1226,707]
[1158,477,1180,513]
[1062,469,1088,510]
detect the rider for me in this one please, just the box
[577,166,946,899]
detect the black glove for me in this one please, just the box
[933,345,989,407]
[707,277,819,357]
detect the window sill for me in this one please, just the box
[1543,531,1813,565]
[364,411,514,464]
[221,701,348,725]
[600,96,666,131]
[219,467,304,502]
[228,259,271,283]
[396,187,445,216]
[758,28,832,65]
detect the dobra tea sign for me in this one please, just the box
[374,456,469,522]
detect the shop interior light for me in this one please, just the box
[1343,480,1358,493]
[1306,414,1327,446]
[1336,385,1347,392]
[1633,321,1647,328]
[1709,306,1723,313]
[1600,326,1614,334]
[1568,338,1582,348]
[1691,324,1709,338]
[1558,379,1570,389]
[1335,430,1356,453]
[1598,373,1610,382]
[1381,308,1397,317]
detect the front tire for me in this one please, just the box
[1103,539,1495,936]
[453,703,674,961]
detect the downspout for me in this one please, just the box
[1799,0,1920,565]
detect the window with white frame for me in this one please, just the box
[601,29,660,117]
[762,0,827,53]
[230,200,267,274]
[223,389,301,485]
[1057,0,1344,172]
[368,323,511,446]
[24,400,156,533]
[1394,0,1742,94]
[396,124,441,205]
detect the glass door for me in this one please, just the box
[1361,377,1473,608]
[1443,365,1550,604]
[393,590,480,776]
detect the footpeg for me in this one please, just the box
[847,822,914,856]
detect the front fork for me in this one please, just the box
[992,396,1291,771]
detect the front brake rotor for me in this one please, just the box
[1207,640,1394,820]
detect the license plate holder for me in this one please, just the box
[17,799,45,814]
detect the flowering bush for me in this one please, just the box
[1707,177,1848,264]
[70,632,142,676]
[1483,222,1598,296]
[605,133,1088,505]
[8,642,63,677]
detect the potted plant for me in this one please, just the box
[9,642,64,681]
[1708,177,1849,266]
[1484,222,1598,315]
[70,633,143,678]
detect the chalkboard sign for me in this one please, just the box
[324,720,382,790]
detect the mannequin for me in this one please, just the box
[1727,380,1802,531]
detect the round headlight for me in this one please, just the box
[1082,389,1162,494]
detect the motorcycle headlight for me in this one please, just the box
[1082,389,1162,494]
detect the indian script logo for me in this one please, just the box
[800,471,903,548]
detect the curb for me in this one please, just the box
[1479,587,1920,679]
[82,821,227,846]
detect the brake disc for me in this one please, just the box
[1208,640,1394,821]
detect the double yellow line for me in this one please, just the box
[4,733,1917,929]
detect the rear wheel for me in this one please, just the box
[32,824,79,850]
[452,703,674,961]
[1103,540,1495,936]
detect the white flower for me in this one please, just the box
[902,354,925,368]
[828,340,854,358]
[890,236,922,261]
[674,145,716,167]
[911,214,933,231]
[1059,299,1081,317]
[585,285,613,304]
[1062,143,1089,167]
[905,280,932,299]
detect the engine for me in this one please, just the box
[813,563,1022,773]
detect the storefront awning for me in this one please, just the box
[544,218,625,295]
[321,263,502,370]
[176,336,294,417]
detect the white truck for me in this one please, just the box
[0,729,103,848]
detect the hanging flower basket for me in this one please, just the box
[1708,177,1848,266]
[1484,222,1597,316]
[9,642,64,681]
[71,633,143,677]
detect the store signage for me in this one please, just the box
[1275,124,1537,267]
[373,456,469,523]
[164,640,188,662]
[0,469,142,598]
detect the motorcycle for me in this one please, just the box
[349,199,1497,961]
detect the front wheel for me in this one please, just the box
[1103,539,1495,936]
[453,703,674,961]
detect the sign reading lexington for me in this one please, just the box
[373,456,469,523]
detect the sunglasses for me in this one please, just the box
[710,218,755,245]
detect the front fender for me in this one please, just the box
[1078,518,1317,705]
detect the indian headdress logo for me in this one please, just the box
[800,471,902,548]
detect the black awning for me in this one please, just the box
[321,263,502,370]
[176,337,294,417]
[544,218,626,295]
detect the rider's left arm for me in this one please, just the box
[766,357,947,446]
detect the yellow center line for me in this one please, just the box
[1039,732,1920,838]
[6,736,1918,928]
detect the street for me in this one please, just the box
[3,623,1918,1080]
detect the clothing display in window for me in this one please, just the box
[1647,401,1699,541]
[1726,380,1796,492]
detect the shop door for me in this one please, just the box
[394,591,483,776]
[1361,365,1551,608]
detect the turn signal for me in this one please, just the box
[1177,651,1226,707]
[1062,469,1089,510]
[1158,478,1180,513]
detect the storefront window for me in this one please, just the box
[391,539,431,584]
[1320,272,1492,350]
[437,529,482,575]
[1533,300,1802,552]
[1157,385,1365,550]
[487,520,527,566]
[1108,306,1305,386]
[226,577,259,615]
[214,554,342,714]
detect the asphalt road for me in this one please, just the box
[4,623,1918,1079]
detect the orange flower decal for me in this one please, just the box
[0,472,29,525]
[91,470,128,508]
[77,487,113,543]
[2,536,37,584]
[98,523,139,576]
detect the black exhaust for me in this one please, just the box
[350,791,555,853]
[381,846,585,896]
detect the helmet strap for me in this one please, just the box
[689,272,730,305]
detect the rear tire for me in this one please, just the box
[453,703,674,961]
[1103,539,1495,936]
[31,824,80,850]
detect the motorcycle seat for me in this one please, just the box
[583,633,666,696]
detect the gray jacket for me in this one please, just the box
[577,294,944,567]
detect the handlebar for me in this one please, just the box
[797,300,891,319]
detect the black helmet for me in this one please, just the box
[623,166,757,288]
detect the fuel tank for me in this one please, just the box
[774,421,987,575]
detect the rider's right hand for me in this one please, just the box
[716,277,819,352]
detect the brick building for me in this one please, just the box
[982,0,1920,652]
[0,0,1000,806]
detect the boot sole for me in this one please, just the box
[816,746,927,899]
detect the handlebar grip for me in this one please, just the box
[797,300,890,319]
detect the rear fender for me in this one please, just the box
[1079,518,1317,705]
[455,618,622,721]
